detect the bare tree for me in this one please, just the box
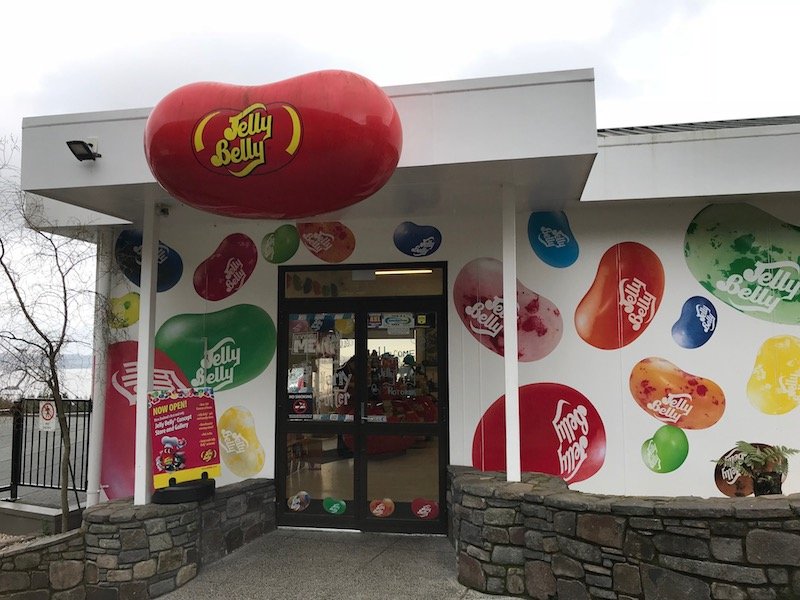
[0,136,96,532]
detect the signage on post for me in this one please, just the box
[39,400,56,432]
[148,387,221,488]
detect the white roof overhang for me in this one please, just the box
[21,69,598,228]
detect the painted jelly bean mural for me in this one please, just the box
[262,224,300,264]
[393,222,442,257]
[218,406,266,477]
[101,341,190,500]
[472,383,606,483]
[412,499,439,520]
[370,499,395,517]
[109,292,140,329]
[671,296,718,349]
[298,221,355,263]
[575,241,665,350]
[114,229,183,292]
[641,425,688,473]
[629,357,725,429]
[685,203,800,324]
[527,211,579,268]
[747,335,800,415]
[288,491,311,512]
[323,497,347,514]
[155,304,276,393]
[193,233,258,301]
[715,445,757,497]
[453,257,563,361]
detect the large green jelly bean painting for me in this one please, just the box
[155,304,276,392]
[685,203,800,324]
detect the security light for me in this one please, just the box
[66,140,101,161]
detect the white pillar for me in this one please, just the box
[86,228,112,507]
[502,185,521,482]
[134,200,159,505]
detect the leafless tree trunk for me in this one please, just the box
[0,136,97,532]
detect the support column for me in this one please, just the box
[134,200,160,505]
[501,185,521,482]
[86,228,112,507]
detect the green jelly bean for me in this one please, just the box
[685,203,800,324]
[155,304,276,392]
[262,224,299,264]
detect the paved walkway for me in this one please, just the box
[163,528,506,600]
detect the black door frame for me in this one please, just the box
[275,262,449,533]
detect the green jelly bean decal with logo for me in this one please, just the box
[155,304,276,392]
[685,203,800,324]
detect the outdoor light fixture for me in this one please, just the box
[374,268,433,276]
[66,140,101,161]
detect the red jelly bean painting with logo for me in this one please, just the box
[297,222,355,263]
[472,383,606,483]
[193,233,258,301]
[144,70,402,219]
[574,241,665,350]
[453,257,563,361]
[101,341,190,500]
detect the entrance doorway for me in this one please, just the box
[276,264,448,533]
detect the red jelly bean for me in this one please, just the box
[194,233,258,301]
[472,383,606,483]
[575,241,665,350]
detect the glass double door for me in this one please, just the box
[276,298,447,533]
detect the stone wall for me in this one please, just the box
[450,468,800,600]
[84,478,275,598]
[0,478,275,600]
[0,530,85,599]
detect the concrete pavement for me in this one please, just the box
[163,528,509,600]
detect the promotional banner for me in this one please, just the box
[148,387,221,488]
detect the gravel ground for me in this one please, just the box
[0,532,38,550]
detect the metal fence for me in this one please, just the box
[0,398,91,502]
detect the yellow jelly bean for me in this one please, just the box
[747,335,800,415]
[218,406,266,477]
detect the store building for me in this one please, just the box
[19,68,800,534]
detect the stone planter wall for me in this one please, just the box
[0,478,275,600]
[0,530,85,599]
[84,478,275,598]
[450,468,800,600]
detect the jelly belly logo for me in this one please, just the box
[301,231,334,253]
[464,296,504,337]
[619,277,657,331]
[695,302,716,333]
[411,237,437,257]
[111,361,187,406]
[646,393,693,424]
[191,338,241,390]
[224,258,247,293]
[192,102,302,177]
[720,448,746,486]
[715,260,800,314]
[538,227,570,249]
[552,399,590,482]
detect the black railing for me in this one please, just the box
[0,398,91,502]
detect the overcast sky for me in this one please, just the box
[3,0,799,144]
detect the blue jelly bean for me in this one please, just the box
[527,211,579,268]
[114,229,183,292]
[671,296,718,349]
[393,222,442,257]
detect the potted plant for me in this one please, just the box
[716,441,799,496]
